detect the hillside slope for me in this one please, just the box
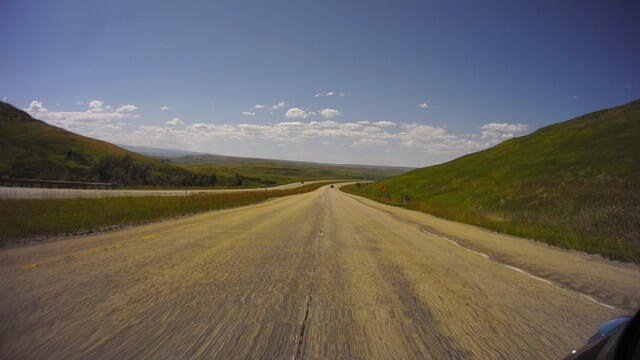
[0,101,190,185]
[347,99,640,263]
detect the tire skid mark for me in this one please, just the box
[386,212,618,311]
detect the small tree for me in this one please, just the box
[209,173,218,186]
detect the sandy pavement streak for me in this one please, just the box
[1,184,638,358]
[0,180,339,199]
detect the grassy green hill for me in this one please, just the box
[346,99,640,263]
[0,101,191,185]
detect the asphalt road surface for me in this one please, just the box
[1,184,639,359]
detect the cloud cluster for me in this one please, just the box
[285,108,314,119]
[25,100,531,160]
[120,118,527,154]
[25,100,139,126]
[419,103,428,108]
[24,100,140,140]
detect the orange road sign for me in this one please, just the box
[380,184,387,193]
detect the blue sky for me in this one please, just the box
[1,1,639,167]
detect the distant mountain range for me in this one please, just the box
[118,144,415,172]
[116,144,207,158]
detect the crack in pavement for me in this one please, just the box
[294,197,326,359]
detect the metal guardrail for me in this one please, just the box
[0,179,117,190]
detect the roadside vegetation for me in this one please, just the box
[170,160,407,186]
[344,99,640,264]
[0,182,336,245]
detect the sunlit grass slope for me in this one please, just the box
[0,101,190,182]
[345,99,640,263]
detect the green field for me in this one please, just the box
[345,99,640,264]
[172,159,409,185]
[0,182,337,245]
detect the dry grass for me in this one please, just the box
[0,182,334,245]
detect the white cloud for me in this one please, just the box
[165,117,184,126]
[271,102,286,110]
[116,104,138,113]
[242,111,256,116]
[573,96,578,100]
[285,108,313,119]
[255,101,287,110]
[278,121,305,127]
[315,91,344,97]
[352,139,388,147]
[374,121,396,127]
[322,141,331,146]
[419,103,428,108]
[160,106,169,111]
[481,123,529,133]
[25,100,48,114]
[318,108,341,119]
[89,100,104,110]
[481,122,529,139]
[2,96,7,102]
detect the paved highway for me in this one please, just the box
[1,184,639,359]
[0,180,339,199]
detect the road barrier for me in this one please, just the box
[0,179,117,190]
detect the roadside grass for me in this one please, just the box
[0,182,336,245]
[343,99,640,264]
[342,185,640,264]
